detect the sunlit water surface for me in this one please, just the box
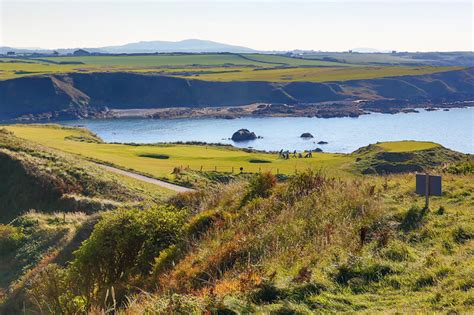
[62,107,474,154]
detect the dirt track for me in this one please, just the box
[96,163,195,193]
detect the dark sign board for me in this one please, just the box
[416,174,442,196]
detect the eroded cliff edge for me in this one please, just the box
[1,68,473,121]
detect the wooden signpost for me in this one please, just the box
[416,173,442,208]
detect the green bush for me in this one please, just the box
[185,209,223,239]
[153,244,182,275]
[71,205,187,303]
[0,224,24,254]
[241,172,276,205]
[445,161,474,175]
[28,264,86,314]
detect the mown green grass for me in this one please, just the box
[376,141,440,152]
[5,125,354,179]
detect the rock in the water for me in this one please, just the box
[300,132,314,138]
[231,129,257,141]
[317,141,328,145]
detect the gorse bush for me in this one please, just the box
[71,205,186,300]
[0,224,24,254]
[241,172,276,205]
[28,264,87,314]
[27,205,188,311]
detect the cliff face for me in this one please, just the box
[0,68,473,120]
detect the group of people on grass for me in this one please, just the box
[278,149,313,159]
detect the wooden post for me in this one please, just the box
[232,166,234,173]
[277,168,279,174]
[214,166,217,172]
[425,173,430,209]
[200,165,203,171]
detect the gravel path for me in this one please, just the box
[96,163,195,193]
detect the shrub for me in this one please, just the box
[71,205,187,303]
[241,172,276,205]
[28,264,86,314]
[0,224,24,254]
[286,170,326,200]
[185,209,223,239]
[153,244,183,275]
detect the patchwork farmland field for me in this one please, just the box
[0,53,462,82]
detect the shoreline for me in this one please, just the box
[6,100,474,123]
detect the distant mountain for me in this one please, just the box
[0,39,256,55]
[100,39,256,53]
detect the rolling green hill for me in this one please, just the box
[4,125,470,184]
[1,124,472,313]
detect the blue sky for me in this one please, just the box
[1,0,472,51]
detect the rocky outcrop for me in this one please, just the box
[300,133,314,138]
[231,129,257,141]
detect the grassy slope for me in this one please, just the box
[0,127,175,310]
[128,171,474,313]
[1,125,472,313]
[5,125,354,179]
[0,127,173,218]
[5,125,469,182]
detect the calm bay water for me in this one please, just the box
[62,107,474,154]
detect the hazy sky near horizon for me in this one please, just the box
[1,0,472,52]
